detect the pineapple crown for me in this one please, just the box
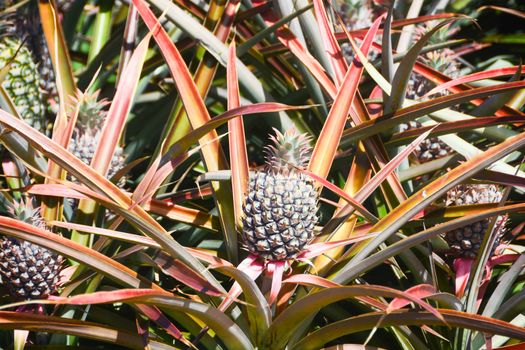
[264,128,312,174]
[70,89,109,130]
[6,198,46,229]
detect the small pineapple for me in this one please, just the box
[399,120,452,163]
[444,184,505,259]
[242,129,319,261]
[68,90,126,181]
[337,0,380,62]
[401,21,460,163]
[0,1,49,132]
[0,201,64,299]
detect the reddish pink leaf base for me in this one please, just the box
[454,258,475,298]
[387,284,436,312]
[267,261,285,305]
[454,253,518,299]
[218,255,264,311]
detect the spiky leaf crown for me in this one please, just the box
[70,89,109,130]
[264,128,312,174]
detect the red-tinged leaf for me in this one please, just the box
[132,145,163,206]
[186,248,234,267]
[218,255,264,312]
[389,115,525,147]
[476,169,525,188]
[152,252,224,297]
[0,311,147,349]
[300,234,380,260]
[26,183,220,231]
[412,62,524,117]
[489,253,520,266]
[144,197,220,232]
[49,221,161,249]
[495,342,525,350]
[454,257,474,298]
[133,0,225,172]
[37,0,75,97]
[227,40,249,226]
[136,304,195,347]
[93,33,150,177]
[323,127,435,235]
[165,185,213,202]
[478,5,525,20]
[267,260,285,305]
[293,309,525,350]
[343,80,525,144]
[248,0,337,97]
[312,0,347,85]
[51,289,254,349]
[2,156,24,191]
[267,285,445,349]
[425,66,522,97]
[283,274,340,288]
[387,284,436,312]
[309,15,383,179]
[300,169,378,223]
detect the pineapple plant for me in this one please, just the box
[68,90,126,181]
[0,199,63,300]
[0,0,50,132]
[401,22,461,164]
[242,128,319,261]
[444,184,505,259]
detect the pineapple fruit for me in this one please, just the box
[444,184,505,259]
[0,0,50,132]
[0,200,63,300]
[242,129,319,261]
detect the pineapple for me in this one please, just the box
[401,21,461,163]
[444,184,505,259]
[0,0,50,132]
[68,90,126,181]
[337,0,380,62]
[242,129,319,261]
[399,120,452,163]
[0,200,63,300]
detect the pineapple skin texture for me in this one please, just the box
[0,37,45,132]
[242,171,318,261]
[0,237,63,300]
[445,184,505,259]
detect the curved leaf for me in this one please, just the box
[267,285,442,349]
[292,309,525,350]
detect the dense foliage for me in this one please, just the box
[0,0,523,349]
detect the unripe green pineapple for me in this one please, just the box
[68,90,126,181]
[242,129,319,261]
[0,201,64,300]
[0,2,47,132]
[444,184,505,259]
